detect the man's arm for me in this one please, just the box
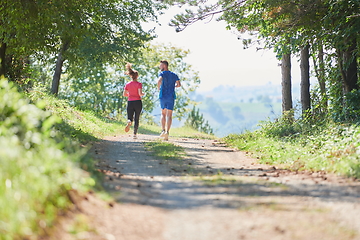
[175,80,181,88]
[157,76,162,90]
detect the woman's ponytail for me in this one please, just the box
[125,62,139,81]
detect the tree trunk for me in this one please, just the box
[300,44,310,114]
[338,38,359,94]
[0,42,6,78]
[313,44,328,112]
[51,41,70,96]
[317,45,327,109]
[317,45,326,101]
[281,53,292,113]
[343,39,358,94]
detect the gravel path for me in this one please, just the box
[81,133,360,240]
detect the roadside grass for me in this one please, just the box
[224,122,360,179]
[30,90,125,143]
[0,80,99,239]
[144,140,186,160]
[144,140,199,174]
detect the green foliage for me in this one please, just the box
[0,79,95,239]
[330,89,360,123]
[1,0,163,86]
[259,109,327,139]
[185,106,214,135]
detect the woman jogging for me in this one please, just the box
[123,63,144,139]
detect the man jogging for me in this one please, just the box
[157,60,181,140]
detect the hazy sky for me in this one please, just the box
[146,7,303,92]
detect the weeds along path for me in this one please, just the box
[85,134,360,240]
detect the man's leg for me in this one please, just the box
[165,109,173,132]
[160,108,166,137]
[162,109,173,140]
[160,99,166,137]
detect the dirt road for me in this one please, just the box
[76,134,360,240]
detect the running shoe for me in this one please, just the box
[164,131,169,141]
[160,130,166,137]
[133,134,137,139]
[125,120,131,132]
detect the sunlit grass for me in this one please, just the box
[144,140,186,160]
[224,125,360,178]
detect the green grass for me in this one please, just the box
[31,91,125,143]
[0,79,98,239]
[223,122,360,179]
[144,140,186,160]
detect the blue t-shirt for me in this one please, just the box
[159,71,179,99]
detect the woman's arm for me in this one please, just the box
[138,88,145,97]
[123,90,129,97]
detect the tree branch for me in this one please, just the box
[170,0,246,32]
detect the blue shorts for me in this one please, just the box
[160,98,175,110]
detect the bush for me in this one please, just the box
[224,117,360,178]
[0,79,94,239]
[259,109,328,140]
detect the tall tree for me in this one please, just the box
[300,44,310,113]
[312,43,327,110]
[0,43,6,77]
[281,53,292,112]
[51,41,70,96]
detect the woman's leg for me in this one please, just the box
[125,101,135,132]
[133,100,142,135]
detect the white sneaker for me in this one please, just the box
[133,134,137,139]
[125,120,131,133]
[164,132,169,141]
[160,130,166,137]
